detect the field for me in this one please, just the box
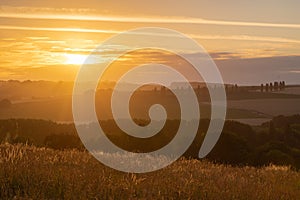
[0,97,265,122]
[275,87,300,95]
[1,144,299,199]
[228,99,300,117]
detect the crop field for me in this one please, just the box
[228,98,300,117]
[0,144,299,199]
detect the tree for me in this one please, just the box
[207,131,250,164]
[269,121,276,139]
[0,99,12,108]
[269,83,273,92]
[266,83,269,92]
[274,82,279,91]
[44,134,82,149]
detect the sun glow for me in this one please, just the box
[64,53,87,65]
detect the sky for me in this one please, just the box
[0,0,299,84]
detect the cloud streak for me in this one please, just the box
[1,25,300,45]
[1,6,300,29]
[0,25,119,34]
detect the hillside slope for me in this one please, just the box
[0,144,299,199]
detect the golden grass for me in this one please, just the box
[0,144,299,199]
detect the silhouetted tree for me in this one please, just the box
[269,83,273,92]
[269,121,276,139]
[274,82,279,91]
[0,99,12,108]
[44,134,82,149]
[234,84,238,92]
[160,86,166,96]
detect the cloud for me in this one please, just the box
[0,25,119,34]
[1,6,300,29]
[190,34,300,44]
[26,37,50,40]
[1,25,300,46]
[215,55,300,85]
[289,70,300,74]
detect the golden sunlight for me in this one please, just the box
[64,53,87,65]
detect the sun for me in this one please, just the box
[64,53,87,65]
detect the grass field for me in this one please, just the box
[1,144,299,199]
[228,98,300,117]
[275,87,300,95]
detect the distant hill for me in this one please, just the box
[0,80,74,101]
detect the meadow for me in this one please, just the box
[1,144,299,199]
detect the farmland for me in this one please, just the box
[1,144,299,199]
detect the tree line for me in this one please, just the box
[0,115,300,169]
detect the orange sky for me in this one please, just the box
[0,1,299,84]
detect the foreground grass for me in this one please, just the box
[0,144,299,199]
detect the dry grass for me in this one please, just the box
[0,144,299,200]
